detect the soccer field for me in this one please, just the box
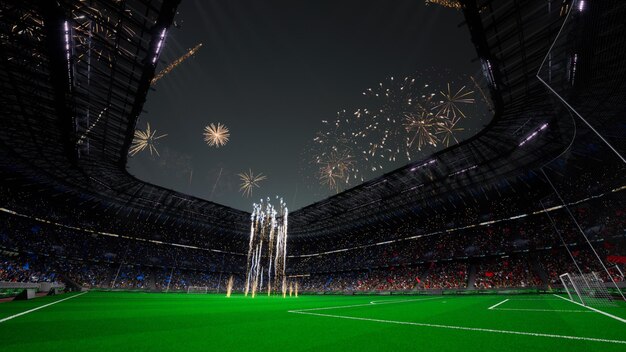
[0,292,625,351]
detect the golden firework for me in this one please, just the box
[226,275,234,298]
[436,120,464,147]
[238,169,267,197]
[151,43,203,85]
[71,5,136,67]
[129,122,167,156]
[318,164,343,192]
[11,12,44,41]
[309,73,486,188]
[204,123,230,147]
[425,0,462,10]
[432,83,475,122]
[405,111,439,151]
[316,149,355,192]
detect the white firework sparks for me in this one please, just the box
[204,123,230,147]
[431,83,475,122]
[129,122,167,156]
[238,169,267,197]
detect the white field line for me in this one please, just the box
[506,298,561,301]
[289,310,626,345]
[0,292,88,324]
[492,308,592,313]
[369,297,444,305]
[290,296,444,313]
[488,298,509,310]
[553,294,626,324]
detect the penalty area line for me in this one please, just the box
[288,310,626,345]
[488,298,509,310]
[369,296,445,305]
[552,294,626,324]
[0,291,88,324]
[492,307,592,313]
[506,298,562,301]
[290,296,444,313]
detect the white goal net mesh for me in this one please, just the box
[187,286,209,294]
[559,272,616,308]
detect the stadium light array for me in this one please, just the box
[570,54,578,85]
[152,28,167,64]
[481,59,497,89]
[578,0,585,11]
[63,21,72,89]
[518,123,548,147]
[449,164,477,177]
[410,159,436,172]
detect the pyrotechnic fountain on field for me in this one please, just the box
[244,198,288,298]
[225,275,234,298]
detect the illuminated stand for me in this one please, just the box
[244,198,288,298]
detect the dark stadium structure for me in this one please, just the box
[1,0,625,351]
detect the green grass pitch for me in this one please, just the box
[1,291,625,351]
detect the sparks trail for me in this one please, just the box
[151,43,203,85]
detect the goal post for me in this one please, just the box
[187,286,209,294]
[559,272,615,307]
[559,273,583,304]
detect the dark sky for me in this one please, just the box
[128,0,489,212]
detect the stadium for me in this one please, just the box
[1,0,625,351]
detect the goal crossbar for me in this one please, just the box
[187,286,209,294]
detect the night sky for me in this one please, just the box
[128,0,490,212]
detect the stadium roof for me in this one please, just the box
[1,0,624,240]
[0,0,250,238]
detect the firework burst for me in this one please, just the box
[204,123,230,147]
[238,169,267,197]
[435,120,465,147]
[129,122,167,156]
[405,111,440,151]
[431,83,475,122]
[71,4,137,67]
[11,12,44,41]
[316,149,356,192]
[308,71,488,194]
[358,76,425,163]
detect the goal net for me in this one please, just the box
[559,272,616,308]
[187,286,209,294]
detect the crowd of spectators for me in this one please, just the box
[0,171,624,293]
[474,257,542,289]
[0,209,246,291]
[289,192,625,291]
[0,252,61,283]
